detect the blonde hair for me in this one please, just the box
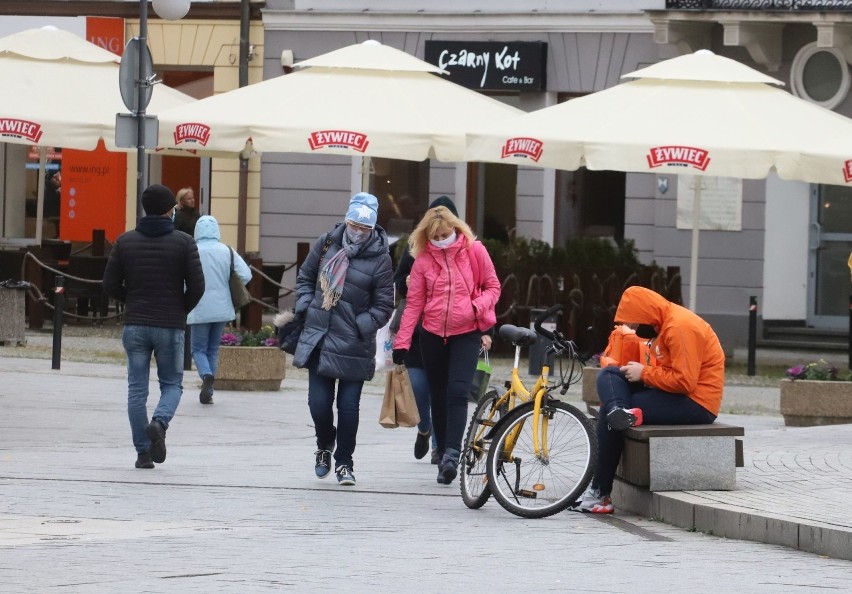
[409,205,475,257]
[176,187,194,205]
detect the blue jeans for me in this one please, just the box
[307,349,364,469]
[593,366,717,496]
[419,329,481,462]
[407,366,436,448]
[122,325,185,454]
[190,321,228,382]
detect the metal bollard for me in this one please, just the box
[52,276,65,370]
[747,296,757,376]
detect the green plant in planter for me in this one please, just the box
[785,359,852,381]
[221,324,279,347]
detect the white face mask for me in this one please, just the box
[430,231,457,249]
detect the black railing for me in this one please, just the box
[666,1,852,9]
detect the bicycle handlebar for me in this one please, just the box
[533,304,563,342]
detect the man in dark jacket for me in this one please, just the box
[103,184,205,470]
[292,192,394,486]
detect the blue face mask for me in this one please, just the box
[346,226,371,244]
[171,207,177,223]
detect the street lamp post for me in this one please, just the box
[130,0,190,219]
[135,0,150,221]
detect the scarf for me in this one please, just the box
[319,233,364,310]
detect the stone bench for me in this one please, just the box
[583,367,744,491]
[616,423,744,491]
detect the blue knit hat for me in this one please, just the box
[345,192,378,228]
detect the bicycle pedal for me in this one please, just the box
[517,489,538,499]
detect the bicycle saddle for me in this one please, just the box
[498,324,538,346]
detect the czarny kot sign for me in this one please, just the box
[425,41,546,91]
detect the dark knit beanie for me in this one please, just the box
[429,195,459,217]
[141,184,177,216]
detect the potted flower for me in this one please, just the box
[780,359,852,427]
[216,324,286,391]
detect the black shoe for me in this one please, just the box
[135,452,154,469]
[437,456,458,485]
[145,419,167,464]
[430,449,441,465]
[200,374,214,404]
[414,430,431,460]
[607,407,644,431]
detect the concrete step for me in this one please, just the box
[761,326,849,350]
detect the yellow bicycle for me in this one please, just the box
[460,305,597,518]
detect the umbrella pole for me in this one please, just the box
[688,179,702,312]
[35,147,47,246]
[360,156,372,193]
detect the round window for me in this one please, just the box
[791,42,850,109]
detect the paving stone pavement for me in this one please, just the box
[1,337,852,592]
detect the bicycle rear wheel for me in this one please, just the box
[460,391,503,509]
[486,399,596,519]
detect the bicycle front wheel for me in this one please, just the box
[486,400,596,519]
[460,392,502,509]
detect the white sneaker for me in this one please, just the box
[572,486,602,512]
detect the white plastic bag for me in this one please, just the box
[375,320,395,373]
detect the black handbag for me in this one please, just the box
[277,311,304,356]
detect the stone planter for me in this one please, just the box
[581,366,601,413]
[780,379,852,427]
[214,346,286,391]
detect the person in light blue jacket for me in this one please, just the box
[187,215,252,404]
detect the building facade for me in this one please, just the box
[262,0,852,350]
[0,1,265,251]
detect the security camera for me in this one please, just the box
[281,49,294,68]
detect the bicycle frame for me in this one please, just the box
[492,348,554,463]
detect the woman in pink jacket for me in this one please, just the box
[393,205,501,485]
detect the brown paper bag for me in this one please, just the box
[379,370,399,428]
[379,365,420,428]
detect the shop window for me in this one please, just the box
[791,43,850,110]
[369,158,430,236]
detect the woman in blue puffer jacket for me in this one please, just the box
[291,193,394,487]
[187,215,252,405]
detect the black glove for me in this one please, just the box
[392,348,408,365]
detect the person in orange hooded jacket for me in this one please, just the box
[576,286,725,514]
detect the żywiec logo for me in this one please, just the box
[173,123,211,146]
[501,137,543,162]
[308,130,369,153]
[844,159,852,183]
[647,146,710,171]
[0,118,43,143]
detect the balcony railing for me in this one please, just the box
[666,1,852,9]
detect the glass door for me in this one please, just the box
[807,184,852,327]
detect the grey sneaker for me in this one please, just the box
[335,464,356,486]
[314,449,332,479]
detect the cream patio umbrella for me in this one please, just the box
[466,49,852,311]
[0,27,195,243]
[156,40,523,166]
